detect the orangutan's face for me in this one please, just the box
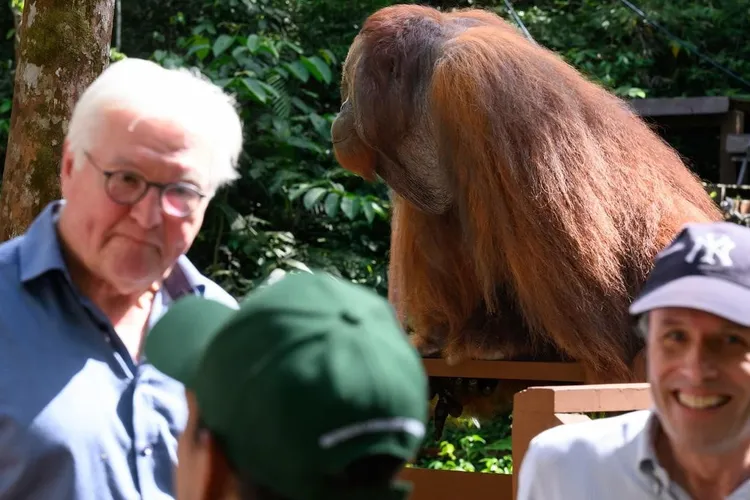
[330,18,454,215]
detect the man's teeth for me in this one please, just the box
[676,393,729,409]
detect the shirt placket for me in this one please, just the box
[83,297,157,497]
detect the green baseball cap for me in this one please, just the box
[145,271,429,500]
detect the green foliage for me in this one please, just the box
[1,0,748,295]
[1,0,748,293]
[137,3,390,298]
[412,416,514,473]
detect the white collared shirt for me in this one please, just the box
[516,409,750,500]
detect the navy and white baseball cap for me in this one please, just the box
[629,221,750,326]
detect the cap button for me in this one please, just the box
[340,311,360,325]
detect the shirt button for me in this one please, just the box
[141,446,153,457]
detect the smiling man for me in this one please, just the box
[517,221,750,500]
[0,58,242,499]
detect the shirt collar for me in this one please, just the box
[167,255,206,298]
[19,200,70,284]
[635,408,660,467]
[19,199,206,298]
[635,409,673,495]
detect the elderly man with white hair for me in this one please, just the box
[0,58,242,500]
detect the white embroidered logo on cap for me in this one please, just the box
[684,233,735,267]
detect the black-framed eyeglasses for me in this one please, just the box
[84,151,207,218]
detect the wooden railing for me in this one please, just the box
[399,360,652,500]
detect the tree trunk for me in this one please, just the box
[0,0,115,241]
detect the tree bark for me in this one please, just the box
[0,0,115,241]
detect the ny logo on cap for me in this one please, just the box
[684,233,736,267]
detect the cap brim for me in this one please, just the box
[145,295,237,387]
[629,276,750,327]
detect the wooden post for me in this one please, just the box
[511,384,652,499]
[720,110,745,184]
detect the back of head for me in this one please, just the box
[65,58,244,193]
[146,271,429,500]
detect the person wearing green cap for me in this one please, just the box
[144,270,429,500]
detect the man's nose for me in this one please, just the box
[129,187,163,229]
[679,344,719,382]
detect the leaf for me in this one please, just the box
[285,260,313,273]
[670,41,681,58]
[318,49,337,66]
[324,193,341,217]
[256,81,281,100]
[285,136,324,154]
[340,196,362,220]
[186,36,211,61]
[283,40,305,55]
[300,56,332,84]
[283,61,310,83]
[287,184,310,201]
[303,187,328,209]
[212,78,233,88]
[484,437,512,452]
[370,202,387,218]
[215,202,245,231]
[213,35,235,57]
[246,34,260,53]
[291,97,314,114]
[257,41,280,61]
[362,200,375,223]
[240,78,268,104]
[309,113,330,140]
[231,45,248,59]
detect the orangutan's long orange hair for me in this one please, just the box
[335,5,722,383]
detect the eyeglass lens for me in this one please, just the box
[106,171,201,217]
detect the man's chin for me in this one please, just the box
[106,272,163,297]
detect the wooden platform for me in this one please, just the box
[401,468,512,500]
[408,354,654,500]
[421,358,586,382]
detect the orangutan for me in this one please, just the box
[330,5,722,387]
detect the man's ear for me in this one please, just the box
[60,141,76,198]
[204,433,241,500]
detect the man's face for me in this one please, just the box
[647,307,750,454]
[177,391,239,500]
[176,391,212,500]
[60,107,212,295]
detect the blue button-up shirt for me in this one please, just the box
[0,201,238,499]
[517,408,750,499]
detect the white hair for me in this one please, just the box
[66,57,244,193]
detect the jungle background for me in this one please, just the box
[2,0,749,474]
